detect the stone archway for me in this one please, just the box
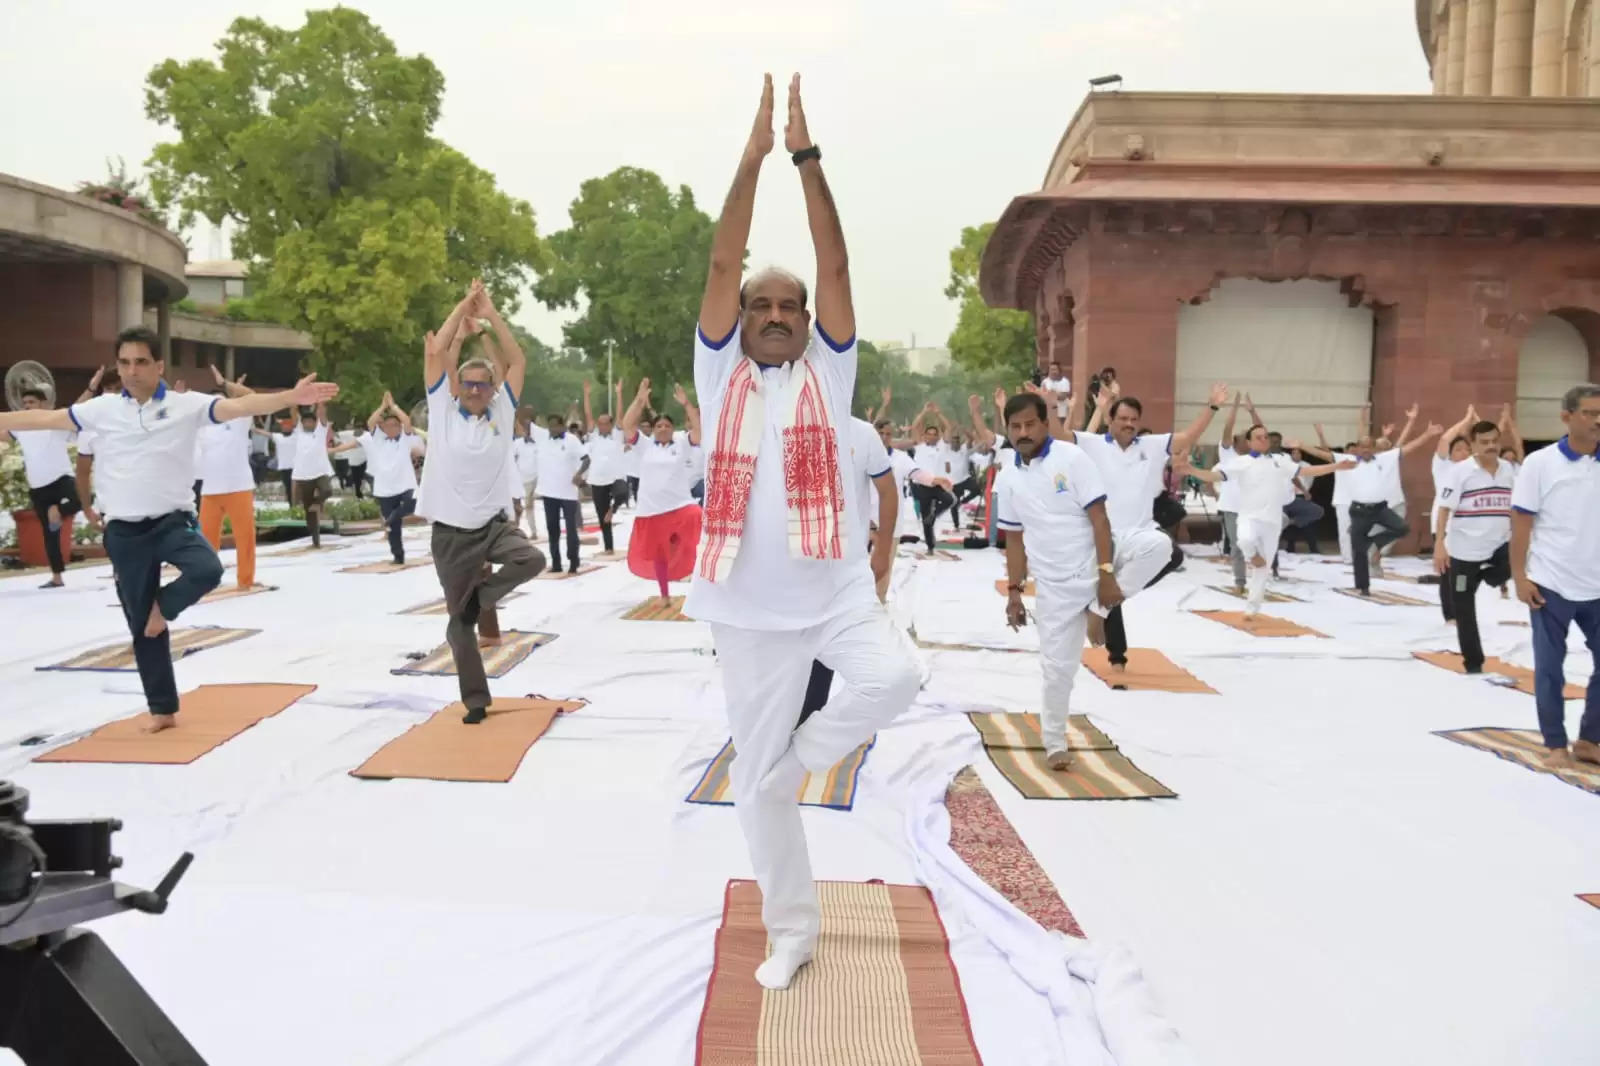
[1516,309,1599,437]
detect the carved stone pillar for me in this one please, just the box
[1491,0,1535,96]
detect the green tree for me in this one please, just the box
[143,8,544,414]
[944,222,1037,381]
[534,167,720,392]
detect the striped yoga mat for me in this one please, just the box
[1192,610,1327,638]
[391,630,557,678]
[536,564,601,581]
[1413,651,1584,699]
[966,710,1113,752]
[339,557,432,574]
[1434,727,1600,795]
[1207,584,1302,604]
[687,738,873,811]
[622,595,689,621]
[38,627,260,672]
[396,592,524,617]
[198,583,278,604]
[1083,647,1216,694]
[969,711,1174,800]
[695,879,982,1066]
[1335,587,1429,607]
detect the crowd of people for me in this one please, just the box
[1,73,1597,995]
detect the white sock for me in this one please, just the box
[755,944,814,990]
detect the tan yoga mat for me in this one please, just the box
[1082,647,1216,694]
[396,591,523,617]
[270,543,349,557]
[993,578,1036,597]
[1335,587,1429,607]
[338,557,432,574]
[1192,610,1328,638]
[1579,893,1600,910]
[197,583,278,604]
[34,683,316,765]
[1207,584,1302,604]
[1414,651,1584,699]
[1434,727,1600,796]
[966,711,1114,752]
[392,631,557,677]
[536,564,601,581]
[350,697,579,782]
[622,596,690,621]
[38,627,259,672]
[695,879,982,1066]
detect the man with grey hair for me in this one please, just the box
[688,74,919,993]
[416,280,546,724]
[1510,383,1600,770]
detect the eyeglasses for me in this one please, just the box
[460,380,494,393]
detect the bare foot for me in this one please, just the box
[1046,749,1072,772]
[144,603,168,638]
[1572,740,1600,767]
[141,714,177,734]
[1085,612,1106,647]
[478,635,503,648]
[1542,746,1575,770]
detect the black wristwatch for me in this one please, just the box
[792,145,821,166]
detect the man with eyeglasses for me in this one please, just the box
[416,280,547,724]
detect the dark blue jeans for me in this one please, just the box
[103,512,224,715]
[378,490,416,563]
[1529,585,1600,750]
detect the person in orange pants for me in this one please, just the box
[196,367,260,588]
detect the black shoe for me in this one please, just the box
[568,563,581,574]
[1463,664,1484,675]
[462,706,487,725]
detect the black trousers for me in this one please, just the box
[279,470,293,501]
[910,483,955,549]
[950,477,980,526]
[102,513,223,714]
[590,481,623,552]
[1348,502,1408,592]
[377,490,416,563]
[28,475,81,575]
[1282,498,1323,554]
[797,660,833,728]
[627,475,639,504]
[1447,545,1512,672]
[543,497,581,571]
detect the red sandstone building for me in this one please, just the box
[980,92,1600,537]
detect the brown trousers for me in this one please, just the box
[430,516,545,710]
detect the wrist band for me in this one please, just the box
[792,145,821,166]
[1209,404,1220,411]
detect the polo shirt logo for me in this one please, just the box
[155,407,169,421]
[1054,473,1068,493]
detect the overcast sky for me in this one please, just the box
[0,0,1429,349]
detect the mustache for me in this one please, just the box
[760,322,791,337]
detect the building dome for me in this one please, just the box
[1419,0,1600,96]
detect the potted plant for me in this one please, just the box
[0,449,73,569]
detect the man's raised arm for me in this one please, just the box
[787,75,853,345]
[213,375,339,423]
[700,76,774,343]
[479,287,525,402]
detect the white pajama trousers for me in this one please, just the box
[710,600,921,952]
[1035,578,1095,754]
[1089,528,1174,618]
[1336,505,1352,563]
[1237,515,1284,612]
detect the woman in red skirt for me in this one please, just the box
[621,379,703,602]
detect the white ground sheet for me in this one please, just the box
[0,519,1596,1066]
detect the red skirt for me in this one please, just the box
[627,504,703,582]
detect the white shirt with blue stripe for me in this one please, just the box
[994,436,1108,585]
[415,373,519,529]
[67,383,217,521]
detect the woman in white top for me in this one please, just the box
[620,378,702,602]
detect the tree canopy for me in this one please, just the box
[533,167,720,395]
[944,222,1037,382]
[143,8,544,414]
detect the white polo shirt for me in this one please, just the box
[1510,437,1600,600]
[67,384,217,521]
[1345,450,1400,505]
[197,418,256,496]
[994,436,1108,584]
[512,426,546,484]
[1074,431,1171,534]
[847,417,892,549]
[360,429,423,498]
[1218,452,1301,524]
[1438,457,1514,563]
[536,432,588,502]
[270,431,296,471]
[685,323,871,631]
[636,431,702,518]
[12,429,73,489]
[1215,443,1241,514]
[290,422,335,481]
[911,441,950,477]
[585,428,627,486]
[416,376,519,529]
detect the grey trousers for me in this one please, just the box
[1220,511,1246,587]
[430,516,546,710]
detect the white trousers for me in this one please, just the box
[711,600,920,951]
[1036,577,1094,753]
[1088,528,1173,618]
[1237,515,1283,612]
[1336,504,1352,563]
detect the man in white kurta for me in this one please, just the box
[686,73,918,992]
